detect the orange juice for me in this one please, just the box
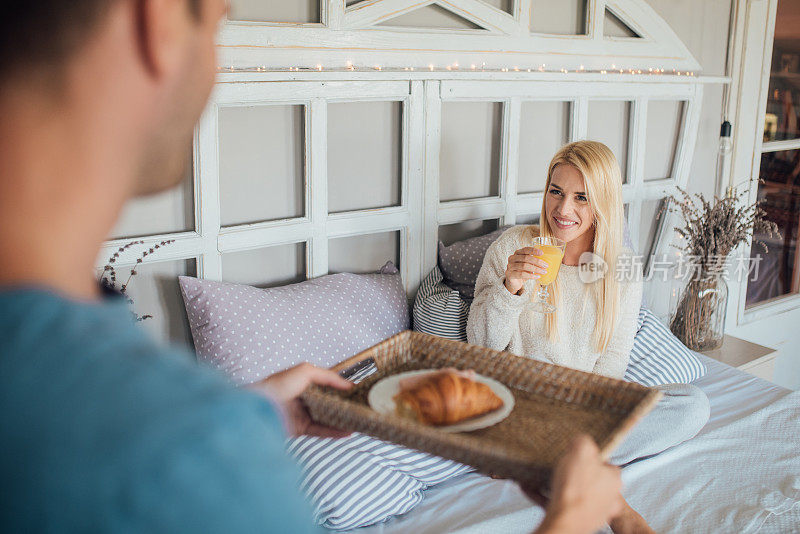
[534,244,564,286]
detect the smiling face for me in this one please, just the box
[545,163,595,245]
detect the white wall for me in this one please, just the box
[636,1,733,321]
[645,0,730,198]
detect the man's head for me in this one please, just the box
[0,0,227,197]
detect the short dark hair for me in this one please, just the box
[0,1,202,84]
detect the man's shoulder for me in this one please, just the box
[0,286,268,419]
[0,287,271,441]
[0,288,312,532]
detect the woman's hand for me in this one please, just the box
[249,362,353,438]
[504,247,549,295]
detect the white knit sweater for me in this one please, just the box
[466,225,642,379]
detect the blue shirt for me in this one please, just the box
[0,288,320,533]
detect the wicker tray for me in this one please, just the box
[302,330,661,488]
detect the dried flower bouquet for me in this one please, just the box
[663,181,780,350]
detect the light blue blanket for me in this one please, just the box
[623,389,799,533]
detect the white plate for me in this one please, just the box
[367,369,515,433]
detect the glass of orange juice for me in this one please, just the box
[531,236,565,314]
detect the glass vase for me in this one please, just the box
[669,273,728,351]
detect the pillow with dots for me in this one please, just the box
[178,261,409,385]
[437,226,511,302]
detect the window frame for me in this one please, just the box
[732,0,800,324]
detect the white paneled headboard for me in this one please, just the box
[99,0,718,344]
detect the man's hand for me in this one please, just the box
[530,435,624,534]
[250,362,353,439]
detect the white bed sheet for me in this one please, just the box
[352,355,798,534]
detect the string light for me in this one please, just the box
[216,63,696,77]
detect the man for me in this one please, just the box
[0,1,623,532]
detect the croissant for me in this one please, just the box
[393,370,504,426]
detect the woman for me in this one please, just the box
[467,141,710,534]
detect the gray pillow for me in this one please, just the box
[178,262,409,385]
[437,226,510,301]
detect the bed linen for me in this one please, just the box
[351,354,798,533]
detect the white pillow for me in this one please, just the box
[290,432,470,529]
[625,308,706,386]
[288,359,471,530]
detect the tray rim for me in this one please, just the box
[306,330,662,477]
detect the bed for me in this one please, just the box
[179,233,799,534]
[353,354,799,534]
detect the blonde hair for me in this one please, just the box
[534,140,625,354]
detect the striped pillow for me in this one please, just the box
[412,268,705,387]
[412,265,468,342]
[286,363,471,531]
[623,308,706,386]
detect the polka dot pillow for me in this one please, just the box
[178,262,409,385]
[437,226,510,301]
